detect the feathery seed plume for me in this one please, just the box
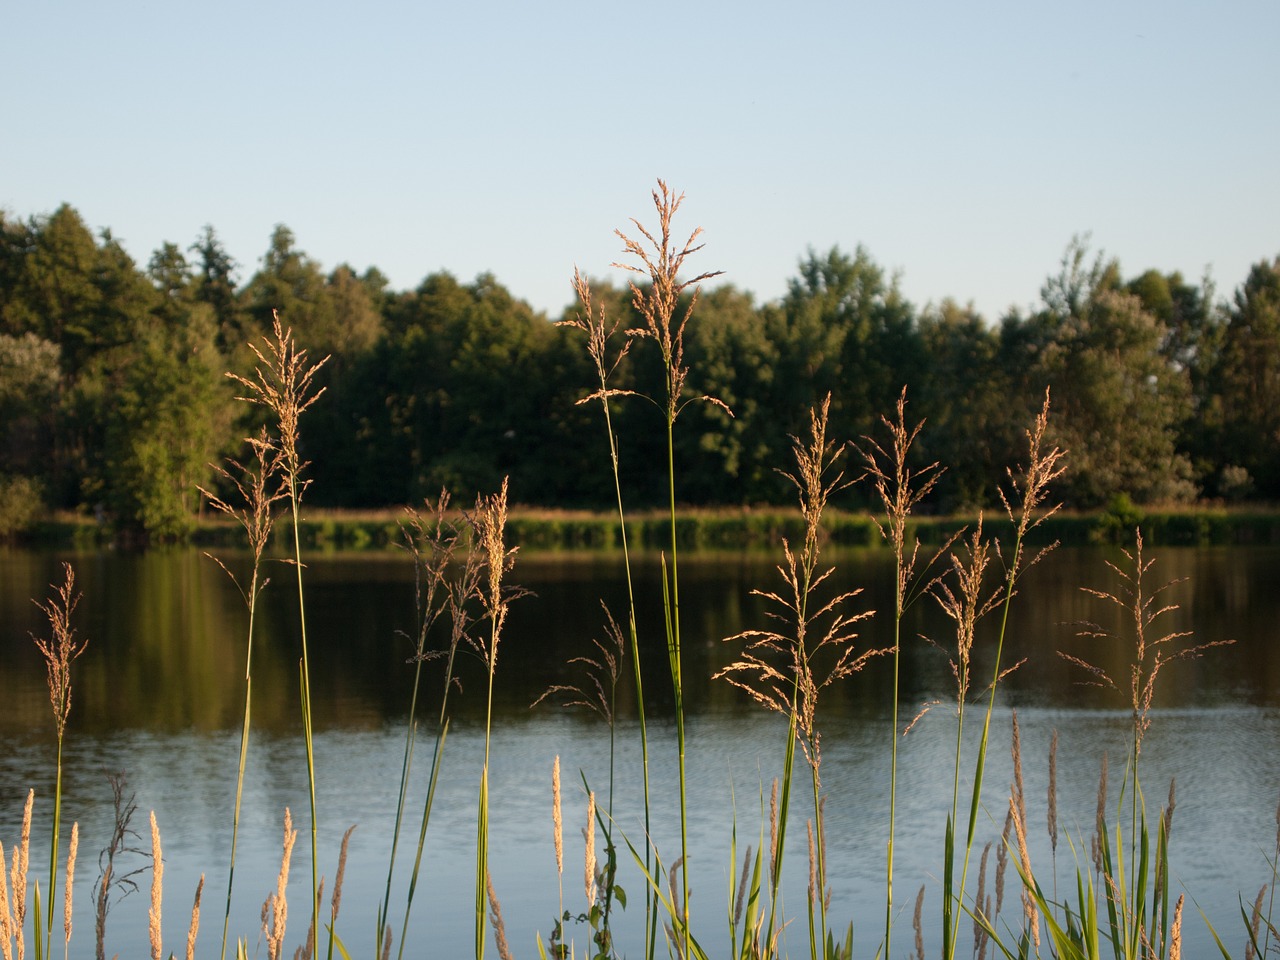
[149,812,162,960]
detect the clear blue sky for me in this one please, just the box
[5,0,1277,320]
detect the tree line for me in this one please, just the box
[1,202,1278,539]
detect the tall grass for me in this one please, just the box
[228,311,329,949]
[198,430,282,960]
[468,478,520,960]
[717,394,881,958]
[559,267,656,959]
[859,387,949,960]
[1046,529,1233,960]
[31,562,88,960]
[613,179,727,957]
[941,390,1066,960]
[378,493,475,960]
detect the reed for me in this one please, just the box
[859,387,949,960]
[377,493,469,960]
[30,562,88,960]
[613,179,726,957]
[394,500,483,960]
[229,312,329,950]
[718,394,880,957]
[467,478,520,960]
[946,389,1065,960]
[1053,527,1233,959]
[199,430,283,960]
[560,263,657,958]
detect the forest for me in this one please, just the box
[1,202,1277,539]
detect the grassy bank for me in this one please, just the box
[22,502,1280,552]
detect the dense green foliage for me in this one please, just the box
[1,204,1277,538]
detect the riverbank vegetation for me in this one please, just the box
[0,183,1272,960]
[2,201,1280,542]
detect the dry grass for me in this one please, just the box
[149,812,163,960]
[185,875,203,960]
[263,809,297,960]
[32,564,88,741]
[716,396,881,764]
[1061,529,1235,760]
[64,821,78,959]
[227,312,328,486]
[612,179,727,426]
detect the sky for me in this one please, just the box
[4,0,1277,321]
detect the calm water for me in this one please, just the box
[1,543,1278,959]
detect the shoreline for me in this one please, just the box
[16,503,1280,551]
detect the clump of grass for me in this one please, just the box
[718,395,881,956]
[535,607,627,957]
[377,492,473,960]
[859,386,950,960]
[1054,528,1233,959]
[387,495,483,960]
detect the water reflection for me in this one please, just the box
[0,544,1273,735]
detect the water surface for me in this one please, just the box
[0,544,1276,958]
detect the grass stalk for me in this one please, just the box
[377,493,461,957]
[1059,527,1232,957]
[228,311,329,951]
[468,479,518,960]
[32,563,88,957]
[614,179,725,956]
[948,390,1065,960]
[859,388,947,960]
[199,431,282,960]
[560,269,653,957]
[719,395,880,956]
[396,529,480,960]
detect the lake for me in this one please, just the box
[1,542,1278,959]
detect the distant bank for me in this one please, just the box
[19,503,1280,551]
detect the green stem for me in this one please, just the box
[48,735,63,947]
[949,532,1024,959]
[221,569,259,960]
[602,396,655,960]
[811,756,827,958]
[665,415,691,957]
[476,620,498,960]
[884,567,903,960]
[289,485,321,952]
[379,643,426,952]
